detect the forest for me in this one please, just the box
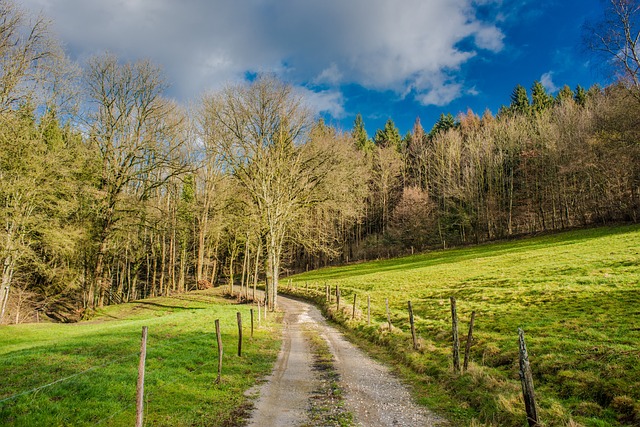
[1,0,639,323]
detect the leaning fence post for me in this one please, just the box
[215,319,223,384]
[518,328,540,427]
[450,296,460,374]
[408,301,418,350]
[336,285,341,311]
[463,311,476,372]
[136,326,148,427]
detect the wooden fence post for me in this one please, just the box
[463,311,476,372]
[352,294,357,320]
[336,285,340,311]
[237,312,243,357]
[215,319,223,384]
[518,328,540,427]
[408,301,418,350]
[250,309,254,339]
[257,301,261,327]
[386,298,392,330]
[450,296,460,374]
[135,326,148,427]
[326,283,330,302]
[367,295,371,325]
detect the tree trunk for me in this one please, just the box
[253,239,261,301]
[95,238,109,308]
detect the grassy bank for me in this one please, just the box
[0,290,281,426]
[284,224,640,426]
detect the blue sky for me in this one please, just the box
[24,0,607,136]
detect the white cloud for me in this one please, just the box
[540,71,558,93]
[297,87,346,119]
[21,0,506,113]
[314,63,343,85]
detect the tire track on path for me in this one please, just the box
[246,294,447,426]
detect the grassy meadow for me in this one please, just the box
[286,224,640,426]
[0,290,281,426]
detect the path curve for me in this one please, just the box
[247,294,447,426]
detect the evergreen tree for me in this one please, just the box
[531,80,554,113]
[574,85,588,106]
[555,85,575,105]
[352,113,373,151]
[374,118,402,150]
[429,113,456,138]
[509,84,530,115]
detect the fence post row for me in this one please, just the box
[136,326,148,427]
[450,296,460,374]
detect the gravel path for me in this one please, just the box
[247,294,447,426]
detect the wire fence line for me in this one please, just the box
[0,328,220,406]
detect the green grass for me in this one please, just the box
[284,224,640,426]
[0,290,281,426]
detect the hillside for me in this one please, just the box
[286,224,640,426]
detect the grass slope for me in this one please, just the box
[0,290,281,426]
[286,224,640,427]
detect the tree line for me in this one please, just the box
[1,0,639,322]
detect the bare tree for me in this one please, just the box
[201,76,366,310]
[201,76,312,310]
[585,0,640,91]
[85,53,189,307]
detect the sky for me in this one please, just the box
[22,0,608,136]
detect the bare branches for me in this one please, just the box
[0,0,74,114]
[585,0,640,91]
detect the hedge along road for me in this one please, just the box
[246,294,447,426]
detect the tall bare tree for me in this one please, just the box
[202,76,368,310]
[84,53,189,307]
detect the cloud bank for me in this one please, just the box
[23,0,505,115]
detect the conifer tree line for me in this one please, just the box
[1,0,639,322]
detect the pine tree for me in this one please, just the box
[555,85,575,105]
[531,80,554,113]
[374,118,401,150]
[429,113,456,138]
[509,84,531,115]
[574,85,588,106]
[352,113,373,151]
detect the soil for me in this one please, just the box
[245,294,448,426]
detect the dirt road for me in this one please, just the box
[246,294,447,426]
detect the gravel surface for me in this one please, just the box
[246,294,447,426]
